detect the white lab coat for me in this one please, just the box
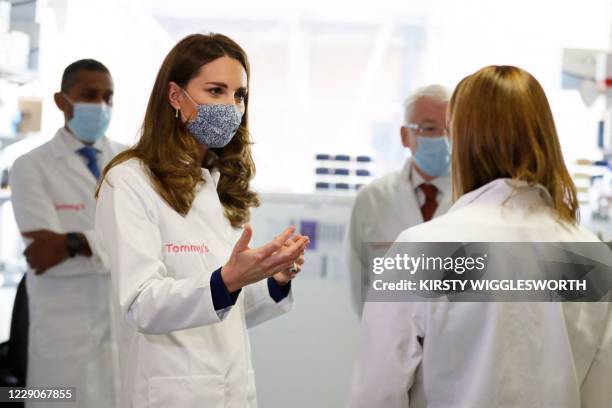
[349,178,612,408]
[10,127,126,408]
[95,158,293,408]
[347,158,452,315]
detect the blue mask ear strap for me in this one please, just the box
[62,93,74,105]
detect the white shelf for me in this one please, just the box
[0,70,38,85]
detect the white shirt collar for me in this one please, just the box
[202,167,221,186]
[405,158,450,193]
[59,127,104,154]
[450,178,553,213]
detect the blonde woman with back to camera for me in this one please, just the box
[349,65,612,408]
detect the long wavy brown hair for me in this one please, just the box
[96,33,259,227]
[449,65,578,224]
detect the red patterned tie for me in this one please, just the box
[419,183,438,221]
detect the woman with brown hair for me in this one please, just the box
[95,33,309,408]
[349,66,612,407]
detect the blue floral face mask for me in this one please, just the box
[182,90,243,148]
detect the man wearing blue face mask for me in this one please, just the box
[9,59,125,407]
[346,84,453,316]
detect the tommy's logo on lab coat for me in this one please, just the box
[55,203,86,211]
[164,243,210,254]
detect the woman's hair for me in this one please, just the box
[96,33,259,227]
[448,65,578,223]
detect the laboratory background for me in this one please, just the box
[0,0,611,407]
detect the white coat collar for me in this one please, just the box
[203,167,221,187]
[449,178,553,213]
[50,127,105,158]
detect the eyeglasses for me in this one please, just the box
[406,122,448,135]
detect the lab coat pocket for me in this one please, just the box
[148,375,225,408]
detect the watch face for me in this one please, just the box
[66,233,82,257]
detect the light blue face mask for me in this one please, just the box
[64,94,112,143]
[183,90,243,148]
[413,135,451,177]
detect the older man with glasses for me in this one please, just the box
[346,84,453,317]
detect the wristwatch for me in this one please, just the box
[66,233,83,258]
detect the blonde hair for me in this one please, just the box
[449,65,578,224]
